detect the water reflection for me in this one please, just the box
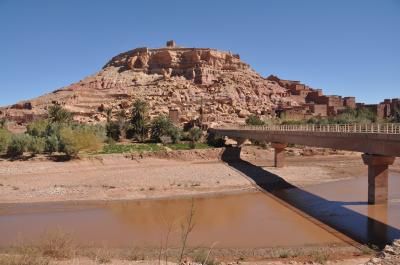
[221,148,400,248]
[367,204,388,247]
[0,192,343,248]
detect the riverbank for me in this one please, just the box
[1,146,399,264]
[2,146,397,204]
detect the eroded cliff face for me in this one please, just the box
[0,43,294,128]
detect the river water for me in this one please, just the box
[0,174,399,248]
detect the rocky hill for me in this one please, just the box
[0,41,327,130]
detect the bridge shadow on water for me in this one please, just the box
[221,147,400,249]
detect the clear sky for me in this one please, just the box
[0,0,399,107]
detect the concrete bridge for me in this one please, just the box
[209,123,400,205]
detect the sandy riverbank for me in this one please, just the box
[0,146,399,204]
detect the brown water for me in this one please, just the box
[0,174,399,249]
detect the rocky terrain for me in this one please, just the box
[365,240,400,265]
[0,41,297,130]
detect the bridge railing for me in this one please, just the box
[217,123,400,134]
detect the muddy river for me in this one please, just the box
[0,174,399,249]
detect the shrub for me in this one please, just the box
[334,107,377,124]
[59,127,102,157]
[26,119,49,137]
[106,121,121,141]
[206,132,225,147]
[167,125,181,144]
[150,116,180,143]
[7,134,30,157]
[130,99,150,141]
[306,117,330,125]
[391,102,400,122]
[45,134,59,154]
[0,118,6,129]
[0,128,12,153]
[188,141,196,149]
[28,137,46,156]
[188,127,202,142]
[281,119,305,125]
[245,115,265,125]
[48,104,73,124]
[40,229,74,259]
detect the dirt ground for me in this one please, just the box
[1,146,398,265]
[0,146,399,204]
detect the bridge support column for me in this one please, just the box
[271,142,288,168]
[362,154,395,204]
[221,138,247,162]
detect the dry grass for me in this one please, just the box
[310,250,329,264]
[0,246,49,265]
[82,247,113,264]
[39,229,75,259]
[191,249,219,265]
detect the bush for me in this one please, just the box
[45,134,59,154]
[28,137,46,156]
[167,125,181,144]
[7,134,30,157]
[188,127,202,142]
[26,119,49,137]
[188,127,202,148]
[306,117,330,125]
[0,118,6,129]
[0,128,12,153]
[48,104,73,124]
[246,115,265,125]
[280,119,305,125]
[106,121,121,141]
[59,127,102,157]
[130,99,150,141]
[150,116,180,143]
[206,132,225,147]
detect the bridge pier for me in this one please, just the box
[271,142,288,168]
[362,154,395,205]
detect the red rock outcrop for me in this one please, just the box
[0,42,296,128]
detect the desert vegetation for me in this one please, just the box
[0,100,213,159]
[1,104,106,159]
[1,100,398,160]
[245,106,396,126]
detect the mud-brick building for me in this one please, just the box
[309,104,328,117]
[343,97,356,108]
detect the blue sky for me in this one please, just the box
[0,0,399,106]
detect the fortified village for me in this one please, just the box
[0,40,398,131]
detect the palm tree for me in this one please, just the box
[131,99,150,141]
[48,104,73,124]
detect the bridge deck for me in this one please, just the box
[210,123,400,157]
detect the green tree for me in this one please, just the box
[59,127,102,158]
[188,127,202,149]
[130,99,150,141]
[245,115,265,125]
[28,136,46,156]
[150,116,180,143]
[7,134,30,157]
[48,104,73,124]
[45,134,59,154]
[189,127,202,142]
[26,119,49,137]
[0,128,12,153]
[106,121,121,141]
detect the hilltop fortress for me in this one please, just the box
[0,41,397,131]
